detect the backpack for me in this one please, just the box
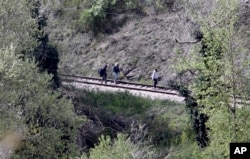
[98,68,104,77]
[113,66,119,73]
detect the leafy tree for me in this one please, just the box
[0,45,82,159]
[176,0,250,158]
[0,0,60,88]
[79,0,141,34]
[78,133,157,159]
[0,0,39,56]
[79,0,118,33]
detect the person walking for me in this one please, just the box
[151,69,159,89]
[113,62,120,84]
[100,64,108,84]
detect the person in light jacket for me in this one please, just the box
[151,69,159,89]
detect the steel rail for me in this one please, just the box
[59,74,250,106]
[59,74,181,96]
[59,73,170,89]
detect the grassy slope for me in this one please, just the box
[44,0,195,85]
[64,86,191,154]
[43,1,249,86]
[44,0,250,158]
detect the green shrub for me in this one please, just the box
[79,133,158,159]
[78,0,142,34]
[0,45,82,159]
[79,0,116,33]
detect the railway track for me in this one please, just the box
[59,74,185,102]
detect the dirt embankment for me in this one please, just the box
[43,1,250,85]
[43,1,198,85]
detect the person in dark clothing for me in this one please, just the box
[101,64,108,84]
[113,62,120,84]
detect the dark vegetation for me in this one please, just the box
[1,0,250,158]
[62,86,188,155]
[31,0,60,88]
[168,74,209,148]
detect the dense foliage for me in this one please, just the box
[79,134,158,159]
[0,46,81,159]
[175,0,250,158]
[1,0,250,158]
[78,0,141,33]
[0,1,81,158]
[78,0,175,34]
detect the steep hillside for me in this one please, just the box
[1,1,250,158]
[41,0,250,85]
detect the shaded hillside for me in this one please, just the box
[41,0,250,85]
[40,1,193,84]
[1,1,250,158]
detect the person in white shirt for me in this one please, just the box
[151,69,159,89]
